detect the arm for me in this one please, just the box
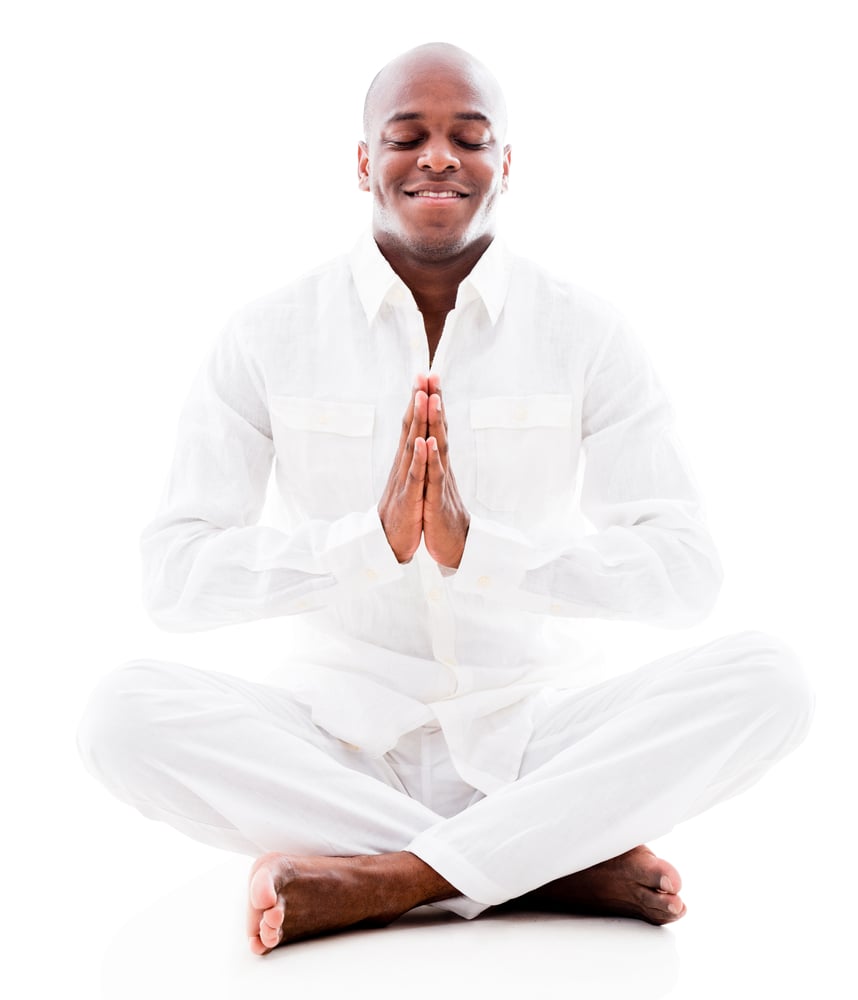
[451,320,723,626]
[140,319,402,631]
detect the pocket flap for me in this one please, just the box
[470,394,573,430]
[270,396,375,437]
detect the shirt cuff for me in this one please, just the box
[451,514,537,601]
[324,506,405,592]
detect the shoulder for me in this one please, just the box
[230,254,353,328]
[503,251,631,372]
[506,252,626,330]
[217,253,355,362]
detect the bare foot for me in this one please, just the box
[247,851,456,955]
[506,845,686,925]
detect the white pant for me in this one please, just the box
[77,631,813,919]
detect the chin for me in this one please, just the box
[399,223,481,262]
[409,236,468,260]
[375,211,491,263]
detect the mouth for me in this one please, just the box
[408,190,465,199]
[404,186,469,200]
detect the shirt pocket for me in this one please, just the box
[269,396,375,520]
[470,394,576,513]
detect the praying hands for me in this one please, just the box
[378,372,470,569]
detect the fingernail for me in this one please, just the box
[435,396,442,412]
[660,876,674,893]
[431,438,438,451]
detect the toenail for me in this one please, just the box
[660,876,674,893]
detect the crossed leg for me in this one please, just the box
[77,631,812,956]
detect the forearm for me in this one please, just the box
[451,509,722,627]
[141,507,402,631]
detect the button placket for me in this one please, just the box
[416,548,458,690]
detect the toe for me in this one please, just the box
[659,860,682,894]
[250,866,278,910]
[259,920,281,949]
[633,847,682,895]
[262,904,284,930]
[658,901,686,924]
[248,935,269,956]
[637,883,685,923]
[650,890,686,923]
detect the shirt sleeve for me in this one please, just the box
[140,317,403,632]
[451,318,723,627]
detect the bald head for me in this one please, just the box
[362,42,508,141]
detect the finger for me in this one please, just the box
[425,435,444,499]
[396,389,426,480]
[427,391,448,469]
[396,375,425,451]
[407,436,429,495]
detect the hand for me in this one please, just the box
[378,378,430,563]
[422,373,470,569]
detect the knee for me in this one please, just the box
[721,631,815,751]
[76,659,178,789]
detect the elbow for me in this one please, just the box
[663,548,724,628]
[140,525,216,632]
[141,578,199,633]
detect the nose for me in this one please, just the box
[417,141,461,172]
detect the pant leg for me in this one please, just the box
[76,658,485,916]
[407,631,814,905]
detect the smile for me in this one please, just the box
[407,190,466,198]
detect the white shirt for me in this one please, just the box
[141,232,722,792]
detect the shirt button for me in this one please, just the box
[549,602,564,614]
[364,568,378,582]
[476,575,491,589]
[513,404,528,423]
[427,587,442,603]
[317,414,329,427]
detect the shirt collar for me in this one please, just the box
[349,230,510,327]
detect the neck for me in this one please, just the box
[374,232,493,319]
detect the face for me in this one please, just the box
[358,53,511,264]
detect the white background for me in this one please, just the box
[2,1,855,996]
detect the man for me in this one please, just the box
[78,43,813,954]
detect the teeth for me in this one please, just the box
[413,191,462,198]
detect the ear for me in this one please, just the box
[501,144,512,193]
[357,141,370,191]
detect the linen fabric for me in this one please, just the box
[138,232,724,794]
[78,631,812,917]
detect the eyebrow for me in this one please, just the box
[385,112,492,125]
